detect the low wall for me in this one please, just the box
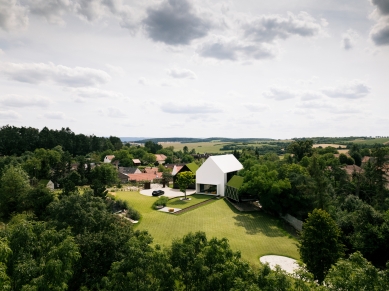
[281,213,303,232]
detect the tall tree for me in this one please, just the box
[299,209,344,284]
[176,171,195,200]
[0,166,30,219]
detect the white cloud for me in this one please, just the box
[0,109,20,119]
[322,80,371,99]
[243,103,269,112]
[27,0,73,25]
[300,90,325,101]
[161,101,222,114]
[42,111,66,119]
[105,64,126,76]
[138,77,149,85]
[1,62,111,87]
[263,86,298,100]
[198,37,278,61]
[97,107,127,118]
[0,0,29,31]
[0,94,51,107]
[243,11,325,43]
[341,29,359,50]
[71,88,123,99]
[167,68,197,79]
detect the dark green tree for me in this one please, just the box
[101,230,175,291]
[0,165,30,218]
[0,215,80,291]
[299,209,344,283]
[287,140,313,162]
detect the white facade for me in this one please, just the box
[46,180,54,190]
[196,155,243,196]
[104,155,115,163]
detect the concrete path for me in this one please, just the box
[140,185,196,198]
[260,255,299,274]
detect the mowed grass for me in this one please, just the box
[117,191,299,265]
[166,194,214,209]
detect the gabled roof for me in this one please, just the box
[172,165,183,176]
[132,159,141,164]
[207,154,243,173]
[185,162,199,173]
[118,167,140,174]
[227,175,244,189]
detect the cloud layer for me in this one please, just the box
[0,94,50,107]
[1,62,111,87]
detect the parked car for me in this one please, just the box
[152,190,165,196]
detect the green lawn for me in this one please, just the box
[166,194,214,209]
[117,191,299,265]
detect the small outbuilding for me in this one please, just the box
[173,162,199,189]
[196,154,243,197]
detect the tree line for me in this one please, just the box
[0,125,123,156]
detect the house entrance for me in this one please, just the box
[199,184,218,195]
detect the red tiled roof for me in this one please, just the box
[143,167,161,174]
[155,154,167,162]
[105,155,115,160]
[127,173,161,182]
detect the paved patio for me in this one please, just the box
[260,255,299,274]
[140,184,196,198]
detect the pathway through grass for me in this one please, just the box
[117,191,299,265]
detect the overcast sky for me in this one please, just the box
[0,0,388,139]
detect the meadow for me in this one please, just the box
[117,191,299,266]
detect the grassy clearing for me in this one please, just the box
[117,191,299,265]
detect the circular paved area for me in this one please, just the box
[140,186,196,198]
[259,255,299,274]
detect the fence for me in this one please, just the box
[280,213,303,232]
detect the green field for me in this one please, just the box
[117,191,299,265]
[159,141,286,154]
[159,141,232,154]
[352,138,389,145]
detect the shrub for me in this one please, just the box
[153,196,169,209]
[126,206,141,220]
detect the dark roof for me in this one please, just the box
[118,167,139,174]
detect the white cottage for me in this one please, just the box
[196,154,243,196]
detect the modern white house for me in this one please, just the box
[196,154,243,197]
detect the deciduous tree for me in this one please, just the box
[299,209,344,284]
[176,171,195,200]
